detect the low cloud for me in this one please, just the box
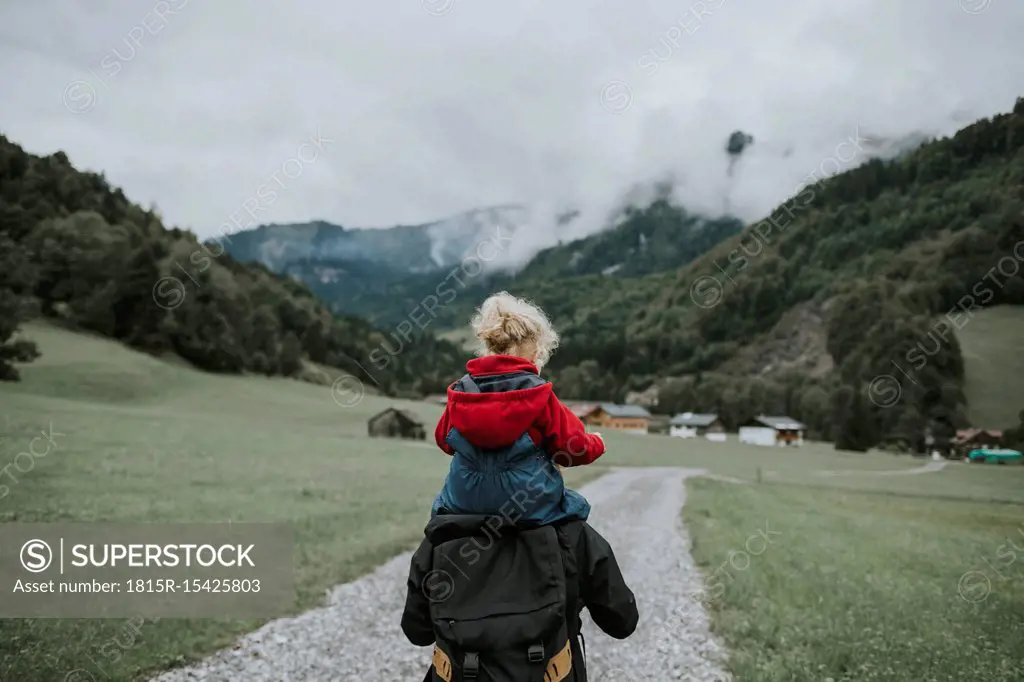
[1,0,1021,263]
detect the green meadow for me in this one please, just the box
[685,480,1024,681]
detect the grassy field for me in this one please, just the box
[2,322,1023,680]
[684,479,1024,681]
[599,432,1024,504]
[0,323,598,681]
[958,304,1024,429]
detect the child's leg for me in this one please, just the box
[561,487,591,521]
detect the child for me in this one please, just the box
[431,292,605,524]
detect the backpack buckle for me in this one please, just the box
[463,652,479,678]
[527,644,545,663]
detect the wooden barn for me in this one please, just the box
[590,404,652,434]
[669,413,726,441]
[568,403,600,423]
[738,415,805,447]
[367,407,426,441]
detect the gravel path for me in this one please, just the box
[814,460,949,477]
[150,467,730,682]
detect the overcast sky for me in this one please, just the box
[1,0,1022,241]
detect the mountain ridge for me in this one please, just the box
[223,205,535,273]
[0,134,466,395]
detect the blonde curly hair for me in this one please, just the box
[471,292,559,370]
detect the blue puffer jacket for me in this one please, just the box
[432,427,591,524]
[430,358,595,525]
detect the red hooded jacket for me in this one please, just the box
[434,356,605,466]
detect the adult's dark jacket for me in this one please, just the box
[401,513,639,681]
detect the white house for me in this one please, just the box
[669,413,726,442]
[738,415,806,447]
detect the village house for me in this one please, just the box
[738,415,805,447]
[952,428,1004,458]
[367,407,426,441]
[568,403,600,422]
[588,404,653,435]
[424,394,448,405]
[669,413,726,442]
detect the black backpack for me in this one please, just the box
[423,522,583,682]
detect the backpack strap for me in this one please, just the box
[527,642,545,681]
[554,522,584,681]
[559,523,584,637]
[456,374,481,393]
[543,640,573,682]
[432,646,453,681]
[463,652,479,679]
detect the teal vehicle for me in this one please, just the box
[966,448,1023,464]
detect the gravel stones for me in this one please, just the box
[150,468,730,682]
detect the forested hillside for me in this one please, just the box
[466,99,1024,450]
[514,203,743,281]
[0,136,464,395]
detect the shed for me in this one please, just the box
[669,413,726,441]
[367,407,426,440]
[738,415,805,447]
